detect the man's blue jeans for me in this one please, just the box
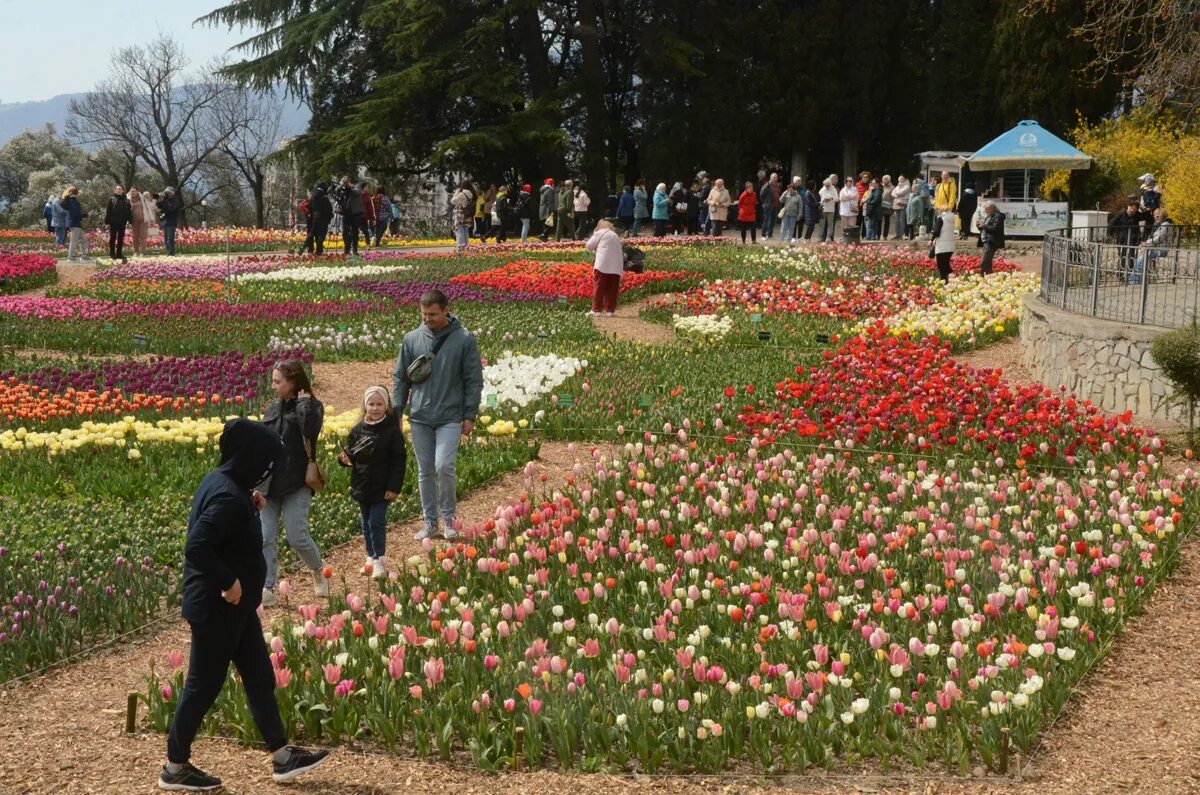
[1128,249,1164,285]
[761,210,776,238]
[410,421,462,531]
[164,225,177,255]
[779,215,796,243]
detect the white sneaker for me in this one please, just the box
[312,569,329,597]
[585,310,599,317]
[414,525,435,541]
[603,312,614,317]
[442,526,459,541]
[371,557,386,579]
[261,587,277,607]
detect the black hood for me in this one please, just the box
[218,418,283,489]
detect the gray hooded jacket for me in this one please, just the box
[393,316,484,427]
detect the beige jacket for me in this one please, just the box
[705,187,732,221]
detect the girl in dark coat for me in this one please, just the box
[338,386,407,578]
[259,359,326,605]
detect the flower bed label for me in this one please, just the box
[485,393,498,407]
[131,334,149,348]
[555,393,574,407]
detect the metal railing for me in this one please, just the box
[1039,225,1200,328]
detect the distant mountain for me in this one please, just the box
[0,91,311,148]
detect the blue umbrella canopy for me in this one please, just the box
[965,120,1092,171]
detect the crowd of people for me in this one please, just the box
[43,184,181,262]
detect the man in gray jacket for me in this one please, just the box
[537,178,555,241]
[393,289,484,540]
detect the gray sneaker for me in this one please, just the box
[414,525,435,541]
[442,526,459,541]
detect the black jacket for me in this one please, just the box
[157,196,180,227]
[338,417,407,503]
[1108,210,1141,247]
[978,210,1006,249]
[105,195,132,226]
[181,419,282,623]
[261,395,324,499]
[515,192,533,220]
[311,189,334,226]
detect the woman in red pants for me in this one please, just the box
[585,219,624,317]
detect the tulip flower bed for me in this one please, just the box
[49,279,236,304]
[451,261,699,300]
[756,244,1019,281]
[0,350,303,427]
[664,276,935,321]
[0,432,541,681]
[141,403,1199,773]
[0,253,57,294]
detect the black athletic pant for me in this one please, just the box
[109,223,126,259]
[935,251,953,282]
[343,214,362,254]
[167,608,286,763]
[739,219,757,243]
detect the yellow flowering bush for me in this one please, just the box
[1042,110,1200,222]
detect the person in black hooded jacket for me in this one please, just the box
[160,418,331,792]
[338,385,407,578]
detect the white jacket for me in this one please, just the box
[586,227,624,275]
[838,187,858,217]
[934,211,957,254]
[891,182,910,208]
[819,185,838,213]
[574,190,591,213]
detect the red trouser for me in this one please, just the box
[592,270,621,313]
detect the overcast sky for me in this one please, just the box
[0,0,255,103]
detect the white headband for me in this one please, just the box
[363,386,390,406]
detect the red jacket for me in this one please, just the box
[364,193,381,223]
[737,190,758,222]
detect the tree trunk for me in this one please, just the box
[253,170,266,229]
[577,0,609,208]
[791,148,808,184]
[842,139,857,182]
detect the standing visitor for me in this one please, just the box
[393,290,484,541]
[891,177,910,240]
[450,179,474,254]
[132,187,156,255]
[1108,199,1142,279]
[157,188,180,256]
[838,178,859,233]
[632,179,649,237]
[389,195,401,236]
[298,189,315,253]
[880,175,895,240]
[538,178,555,241]
[686,181,702,235]
[697,174,712,235]
[802,180,821,241]
[705,178,731,237]
[669,182,688,235]
[63,186,89,262]
[934,170,957,215]
[51,191,69,248]
[157,418,331,793]
[651,182,670,237]
[977,200,1005,276]
[104,185,132,262]
[338,178,364,255]
[480,185,497,239]
[863,180,883,240]
[481,186,507,242]
[259,359,328,607]
[360,182,378,248]
[736,181,758,244]
[472,186,486,238]
[573,183,592,238]
[308,182,333,255]
[818,177,838,242]
[957,186,978,240]
[43,195,54,234]
[585,219,623,317]
[758,172,780,239]
[337,386,406,579]
[931,207,957,282]
[778,182,801,244]
[1137,174,1162,239]
[555,179,576,241]
[372,187,391,246]
[616,185,635,233]
[905,177,923,239]
[516,184,533,242]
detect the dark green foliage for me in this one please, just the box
[1150,323,1200,443]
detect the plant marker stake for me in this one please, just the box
[125,692,138,733]
[1000,726,1010,774]
[513,725,524,771]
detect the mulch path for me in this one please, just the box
[955,338,1035,386]
[18,260,99,297]
[310,360,398,416]
[592,296,676,344]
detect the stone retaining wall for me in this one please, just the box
[1019,294,1185,424]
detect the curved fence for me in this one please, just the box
[1039,225,1200,328]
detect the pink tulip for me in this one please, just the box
[167,650,184,670]
[424,657,445,687]
[322,663,342,685]
[483,654,501,670]
[529,699,543,715]
[275,668,293,689]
